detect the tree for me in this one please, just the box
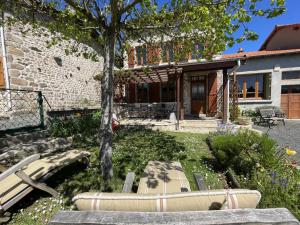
[0,0,285,183]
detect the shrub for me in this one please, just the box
[242,109,258,118]
[209,129,300,219]
[48,110,101,138]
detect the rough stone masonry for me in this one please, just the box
[2,22,103,110]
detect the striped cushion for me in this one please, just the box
[73,189,261,212]
[137,161,191,194]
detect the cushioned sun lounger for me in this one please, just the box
[73,189,261,212]
[72,161,261,212]
[0,149,90,212]
[137,161,191,194]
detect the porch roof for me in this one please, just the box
[115,58,244,84]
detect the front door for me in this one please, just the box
[191,76,206,115]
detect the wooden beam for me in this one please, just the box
[222,69,229,124]
[156,70,162,82]
[176,70,180,128]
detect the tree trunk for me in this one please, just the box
[99,31,115,182]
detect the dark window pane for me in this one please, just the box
[161,81,175,102]
[191,83,205,100]
[291,85,300,93]
[282,71,300,80]
[281,85,289,94]
[136,46,147,65]
[137,83,148,103]
[191,43,203,59]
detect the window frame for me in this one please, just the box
[236,74,269,100]
[282,70,300,80]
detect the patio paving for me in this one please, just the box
[253,120,300,164]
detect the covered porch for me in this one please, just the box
[114,58,243,125]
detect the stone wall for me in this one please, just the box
[3,23,103,110]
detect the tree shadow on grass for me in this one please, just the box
[113,127,186,181]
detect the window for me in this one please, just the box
[136,46,147,65]
[282,85,300,94]
[191,43,204,60]
[282,71,300,80]
[161,42,174,63]
[161,81,175,102]
[237,74,270,99]
[137,83,149,103]
[191,76,205,100]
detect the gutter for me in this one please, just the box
[227,59,241,76]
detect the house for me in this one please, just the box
[223,23,300,119]
[0,13,103,132]
[119,23,300,121]
[0,16,103,111]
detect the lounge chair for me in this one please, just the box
[72,161,261,212]
[0,149,90,214]
[256,107,285,127]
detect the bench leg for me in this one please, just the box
[15,171,59,197]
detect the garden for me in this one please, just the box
[6,112,300,224]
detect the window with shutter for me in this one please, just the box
[136,46,147,65]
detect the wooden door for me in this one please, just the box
[191,76,206,115]
[281,85,300,119]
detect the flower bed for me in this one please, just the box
[207,129,300,219]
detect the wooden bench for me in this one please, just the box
[49,208,300,225]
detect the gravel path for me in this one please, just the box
[253,120,300,164]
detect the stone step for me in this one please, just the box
[180,121,219,128]
[0,130,49,148]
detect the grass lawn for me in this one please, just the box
[7,129,224,225]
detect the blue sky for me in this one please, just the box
[224,0,300,54]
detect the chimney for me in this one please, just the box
[237,47,244,53]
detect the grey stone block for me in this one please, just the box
[49,208,299,225]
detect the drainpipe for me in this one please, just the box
[1,13,11,110]
[1,17,10,89]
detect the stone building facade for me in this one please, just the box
[0,22,103,111]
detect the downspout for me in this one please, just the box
[1,16,10,89]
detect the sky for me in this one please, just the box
[224,0,300,54]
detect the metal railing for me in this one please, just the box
[0,89,44,133]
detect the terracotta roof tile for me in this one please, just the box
[222,48,300,59]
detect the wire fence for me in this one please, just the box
[0,89,44,133]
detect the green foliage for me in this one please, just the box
[242,109,258,118]
[112,129,224,190]
[209,129,300,219]
[112,128,186,180]
[1,0,286,64]
[48,110,101,139]
[229,104,241,121]
[8,130,225,224]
